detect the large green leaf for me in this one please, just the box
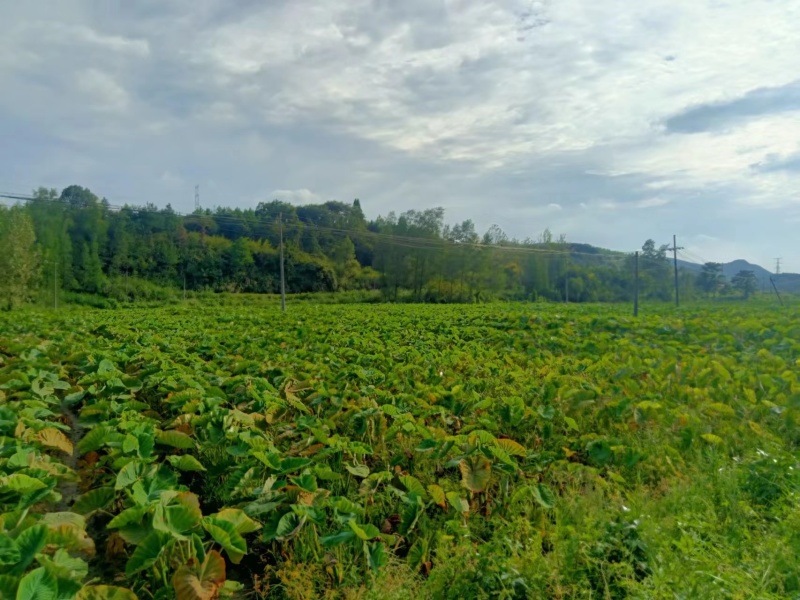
[11,525,48,576]
[76,427,112,454]
[15,567,57,600]
[153,493,203,540]
[125,531,168,576]
[398,475,426,498]
[155,430,195,449]
[202,518,246,564]
[72,487,115,516]
[166,455,206,472]
[367,541,387,571]
[0,534,21,566]
[274,512,303,540]
[1,474,47,494]
[172,550,226,600]
[0,574,19,599]
[446,492,469,514]
[114,461,143,491]
[407,538,429,571]
[107,506,148,530]
[320,530,356,547]
[531,483,556,509]
[36,548,88,581]
[459,456,492,493]
[348,521,380,541]
[210,509,260,535]
[75,586,139,600]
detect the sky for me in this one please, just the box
[1,0,798,272]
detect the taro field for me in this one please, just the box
[1,302,799,600]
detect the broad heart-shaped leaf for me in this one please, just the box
[459,456,492,493]
[35,548,88,580]
[320,530,356,547]
[75,586,139,600]
[427,484,446,508]
[167,455,206,472]
[115,460,143,490]
[348,521,380,541]
[72,487,115,516]
[41,512,86,530]
[345,464,370,478]
[0,574,19,599]
[155,430,195,449]
[125,531,169,576]
[45,524,96,556]
[367,541,387,571]
[274,512,303,540]
[11,524,47,576]
[202,518,246,564]
[1,473,47,493]
[406,538,429,570]
[290,473,317,493]
[107,506,148,530]
[495,438,527,457]
[0,533,21,566]
[172,550,226,600]
[36,428,74,455]
[122,434,139,455]
[76,426,112,455]
[278,457,312,474]
[446,492,469,514]
[531,483,556,509]
[154,493,203,540]
[398,475,426,498]
[210,509,260,535]
[15,567,57,600]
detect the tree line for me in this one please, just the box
[0,185,761,308]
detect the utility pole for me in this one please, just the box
[668,235,684,307]
[633,251,639,317]
[279,214,286,312]
[770,277,784,307]
[564,255,569,303]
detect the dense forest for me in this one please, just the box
[0,185,762,308]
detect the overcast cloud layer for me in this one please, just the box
[1,0,798,271]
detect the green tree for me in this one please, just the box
[697,262,725,298]
[731,269,758,299]
[0,206,40,309]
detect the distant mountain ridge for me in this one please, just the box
[673,257,799,293]
[565,243,799,293]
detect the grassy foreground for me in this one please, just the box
[1,301,798,599]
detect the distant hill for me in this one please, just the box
[673,258,799,293]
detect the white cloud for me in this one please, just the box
[269,189,323,205]
[635,197,669,208]
[1,0,799,270]
[76,69,129,113]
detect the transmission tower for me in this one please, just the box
[194,185,200,211]
[774,257,782,275]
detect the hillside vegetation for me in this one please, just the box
[1,186,777,309]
